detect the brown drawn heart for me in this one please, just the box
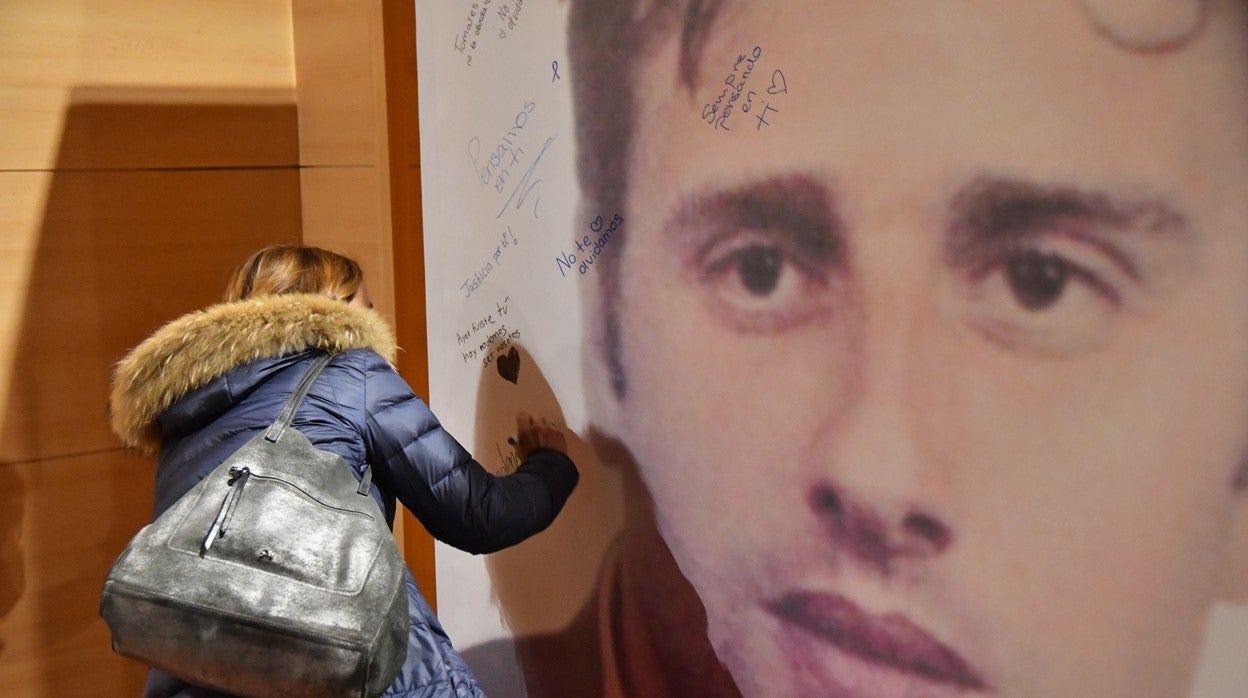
[497,346,521,384]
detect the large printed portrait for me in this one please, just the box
[417,1,1248,696]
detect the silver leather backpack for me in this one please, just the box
[101,353,409,697]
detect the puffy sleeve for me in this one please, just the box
[360,353,578,554]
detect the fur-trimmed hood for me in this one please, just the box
[109,293,397,455]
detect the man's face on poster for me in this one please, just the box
[585,1,1248,695]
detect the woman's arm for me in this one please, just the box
[360,353,578,554]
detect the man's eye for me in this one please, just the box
[1005,250,1071,311]
[727,244,783,296]
[962,242,1125,356]
[697,233,832,333]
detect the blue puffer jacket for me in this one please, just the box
[109,294,579,697]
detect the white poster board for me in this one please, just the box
[414,2,1248,696]
[414,1,626,694]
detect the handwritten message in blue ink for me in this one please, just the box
[468,101,534,191]
[466,101,554,221]
[555,214,624,277]
[496,134,553,220]
[460,226,519,299]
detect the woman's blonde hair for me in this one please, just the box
[224,245,364,302]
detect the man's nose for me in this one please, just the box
[806,248,956,576]
[808,482,952,576]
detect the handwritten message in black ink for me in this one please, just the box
[456,296,518,365]
[465,320,522,371]
[452,0,526,64]
[496,0,524,39]
[555,214,624,277]
[482,327,522,371]
[753,68,789,130]
[494,440,521,474]
[460,226,519,299]
[702,46,762,131]
[453,0,492,66]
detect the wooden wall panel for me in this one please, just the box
[50,88,299,170]
[0,1,302,694]
[291,0,438,606]
[0,451,153,696]
[380,0,436,604]
[0,167,303,464]
[0,0,297,170]
[300,167,396,321]
[292,0,382,166]
[1,2,438,693]
[383,0,425,389]
[291,0,391,313]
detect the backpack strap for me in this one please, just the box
[264,353,333,443]
[259,352,375,501]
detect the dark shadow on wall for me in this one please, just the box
[0,87,301,694]
[0,465,22,659]
[459,342,624,695]
[470,342,624,636]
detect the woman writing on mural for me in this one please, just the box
[109,244,579,697]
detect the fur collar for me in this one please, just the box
[109,293,397,454]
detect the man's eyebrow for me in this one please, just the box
[945,176,1191,277]
[663,173,845,261]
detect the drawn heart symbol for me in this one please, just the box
[497,347,521,384]
[767,69,788,95]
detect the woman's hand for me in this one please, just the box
[513,411,568,459]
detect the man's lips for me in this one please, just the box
[766,590,989,691]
